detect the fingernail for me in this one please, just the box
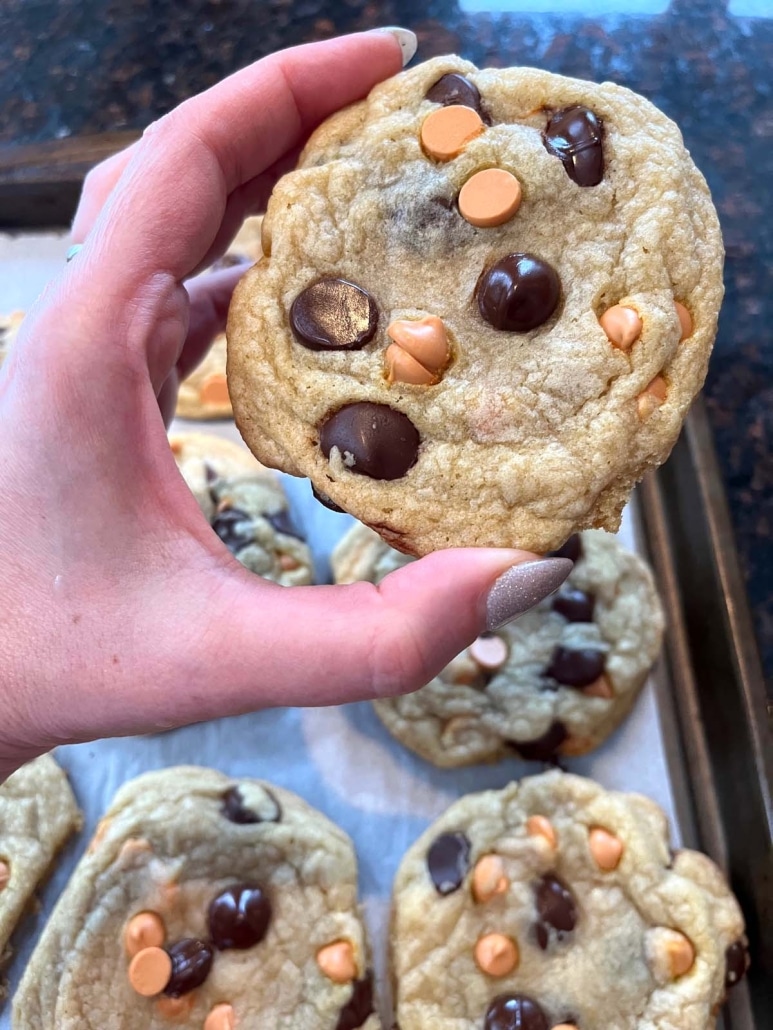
[377,27,418,67]
[485,558,572,631]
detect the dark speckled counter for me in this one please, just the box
[0,0,771,685]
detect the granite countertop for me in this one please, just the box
[0,0,770,686]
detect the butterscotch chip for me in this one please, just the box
[472,854,509,903]
[316,940,358,983]
[420,104,484,160]
[469,634,509,670]
[675,301,693,341]
[646,926,696,982]
[199,373,230,406]
[599,305,642,351]
[124,911,166,956]
[204,1002,237,1030]
[459,168,522,227]
[588,826,624,870]
[156,994,196,1020]
[386,315,450,385]
[637,374,668,418]
[128,946,172,997]
[0,860,10,892]
[582,674,614,699]
[385,343,438,385]
[474,933,519,976]
[526,815,557,849]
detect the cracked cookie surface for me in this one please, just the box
[14,767,379,1030]
[332,527,663,765]
[228,56,723,555]
[391,770,748,1030]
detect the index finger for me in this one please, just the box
[75,31,411,289]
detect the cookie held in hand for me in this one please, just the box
[228,57,722,555]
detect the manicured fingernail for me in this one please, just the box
[377,27,418,67]
[485,558,572,631]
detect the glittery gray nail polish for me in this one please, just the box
[485,558,573,631]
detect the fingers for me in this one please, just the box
[176,262,250,381]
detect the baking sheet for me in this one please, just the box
[0,234,681,1023]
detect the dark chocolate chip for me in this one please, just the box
[546,646,605,688]
[477,253,560,332]
[725,939,749,988]
[427,831,471,895]
[509,721,568,763]
[208,884,271,950]
[484,993,549,1030]
[211,507,254,553]
[311,483,346,513]
[552,588,595,623]
[290,278,378,351]
[320,403,420,481]
[426,73,484,115]
[543,106,604,187]
[266,508,304,540]
[336,971,374,1030]
[548,535,582,562]
[534,873,577,950]
[203,462,219,485]
[163,939,214,996]
[222,785,281,824]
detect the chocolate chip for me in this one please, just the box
[311,483,346,513]
[534,873,577,949]
[426,73,485,117]
[427,831,471,895]
[203,462,219,485]
[320,403,420,481]
[477,254,560,332]
[290,278,378,351]
[546,646,605,688]
[266,508,304,540]
[222,785,282,824]
[484,994,549,1030]
[548,535,582,562]
[509,721,568,763]
[208,884,271,950]
[725,939,749,988]
[336,971,374,1030]
[163,939,214,996]
[211,507,254,553]
[543,106,604,187]
[552,588,595,623]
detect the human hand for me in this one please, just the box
[0,30,571,780]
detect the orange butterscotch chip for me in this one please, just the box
[385,344,438,386]
[0,860,9,892]
[472,854,509,903]
[637,374,668,418]
[583,674,614,699]
[526,815,557,849]
[128,945,172,997]
[588,826,624,870]
[474,933,519,977]
[420,105,484,161]
[317,940,358,983]
[599,305,642,351]
[156,995,195,1021]
[459,168,522,227]
[205,1003,237,1030]
[124,911,166,957]
[199,373,230,407]
[674,301,693,341]
[386,315,450,386]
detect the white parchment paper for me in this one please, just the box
[0,233,681,1023]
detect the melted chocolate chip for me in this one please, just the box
[266,508,304,540]
[320,403,420,481]
[552,588,595,623]
[548,535,582,562]
[208,884,271,950]
[290,279,378,351]
[222,785,281,824]
[426,73,484,116]
[163,939,214,996]
[543,106,604,187]
[484,994,549,1030]
[336,971,374,1030]
[427,831,471,895]
[534,873,577,949]
[311,483,346,513]
[509,721,568,763]
[212,507,254,553]
[725,939,749,988]
[546,647,605,688]
[477,254,560,332]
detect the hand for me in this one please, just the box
[0,30,571,780]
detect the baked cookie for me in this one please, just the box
[391,770,749,1030]
[171,432,313,585]
[332,527,664,765]
[176,216,264,420]
[14,767,380,1029]
[228,56,722,556]
[0,754,81,968]
[0,310,24,368]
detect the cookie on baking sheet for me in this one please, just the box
[332,526,664,766]
[14,767,380,1029]
[391,770,748,1030]
[228,55,722,556]
[0,755,81,969]
[171,431,313,585]
[0,310,24,368]
[176,216,264,421]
